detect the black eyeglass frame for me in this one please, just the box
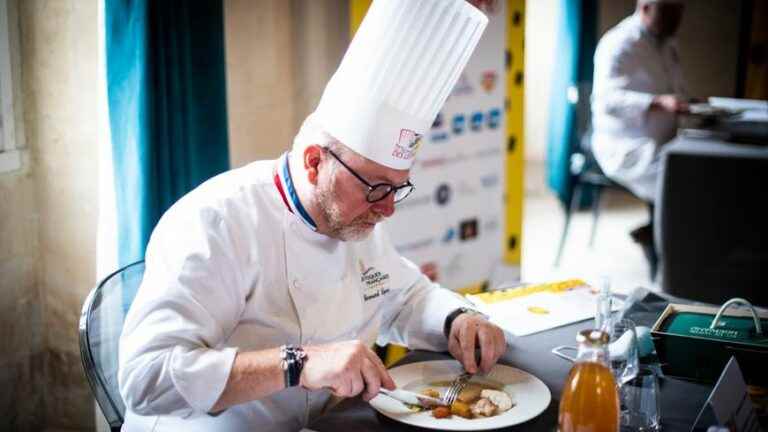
[326,149,415,204]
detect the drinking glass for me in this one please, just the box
[608,318,639,387]
[620,366,661,432]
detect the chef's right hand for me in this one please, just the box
[300,340,396,401]
[651,94,689,114]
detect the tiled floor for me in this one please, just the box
[519,162,656,295]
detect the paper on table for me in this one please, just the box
[708,97,768,122]
[467,280,622,337]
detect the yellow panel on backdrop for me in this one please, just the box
[505,0,525,266]
[349,0,371,37]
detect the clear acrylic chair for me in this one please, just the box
[78,261,145,432]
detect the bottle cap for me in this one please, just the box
[577,329,610,345]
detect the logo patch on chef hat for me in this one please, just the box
[392,129,423,161]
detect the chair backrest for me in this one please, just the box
[657,140,768,307]
[79,261,145,430]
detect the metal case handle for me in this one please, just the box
[709,297,763,335]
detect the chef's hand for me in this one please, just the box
[448,313,506,375]
[652,94,689,114]
[300,340,396,401]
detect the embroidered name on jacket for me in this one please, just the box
[359,260,390,301]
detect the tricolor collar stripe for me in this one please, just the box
[277,152,318,231]
[273,170,291,211]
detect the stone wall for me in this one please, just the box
[0,154,43,430]
[0,0,99,430]
[225,0,348,167]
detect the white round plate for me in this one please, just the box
[369,360,551,430]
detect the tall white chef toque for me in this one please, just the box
[312,0,488,170]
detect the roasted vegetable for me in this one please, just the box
[432,405,452,419]
[450,400,473,419]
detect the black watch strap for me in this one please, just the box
[443,307,486,339]
[280,345,307,388]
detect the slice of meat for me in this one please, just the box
[470,398,497,417]
[480,389,514,412]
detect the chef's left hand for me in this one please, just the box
[447,313,506,374]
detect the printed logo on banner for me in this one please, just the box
[470,111,484,132]
[480,173,499,188]
[469,0,500,15]
[430,131,449,142]
[488,108,501,129]
[450,73,474,98]
[420,261,438,282]
[358,259,390,301]
[442,227,457,244]
[481,71,498,93]
[392,129,423,161]
[434,183,452,206]
[459,218,479,241]
[452,114,466,135]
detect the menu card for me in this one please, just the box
[467,280,622,337]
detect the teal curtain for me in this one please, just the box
[105,0,230,267]
[546,0,598,205]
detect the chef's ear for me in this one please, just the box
[303,145,324,185]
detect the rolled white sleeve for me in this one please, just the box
[119,203,252,417]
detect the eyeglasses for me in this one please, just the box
[326,149,415,204]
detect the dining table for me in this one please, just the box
[310,288,718,431]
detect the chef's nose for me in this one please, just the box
[371,193,396,218]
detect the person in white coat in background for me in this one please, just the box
[117,1,505,431]
[591,0,688,273]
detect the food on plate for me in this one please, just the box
[420,381,515,420]
[481,389,514,412]
[470,398,497,417]
[420,388,440,399]
[432,405,452,419]
[457,383,483,403]
[450,400,473,419]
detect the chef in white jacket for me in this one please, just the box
[591,0,688,202]
[118,1,505,431]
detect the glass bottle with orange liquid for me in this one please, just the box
[558,329,620,432]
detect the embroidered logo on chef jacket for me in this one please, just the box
[358,259,391,301]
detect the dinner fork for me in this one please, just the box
[442,372,473,405]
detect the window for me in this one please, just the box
[0,0,25,173]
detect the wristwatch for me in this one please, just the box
[280,344,307,388]
[443,307,488,339]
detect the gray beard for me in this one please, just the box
[315,179,376,242]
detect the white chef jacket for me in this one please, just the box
[591,13,687,202]
[118,156,471,431]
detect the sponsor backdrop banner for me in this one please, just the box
[352,0,510,292]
